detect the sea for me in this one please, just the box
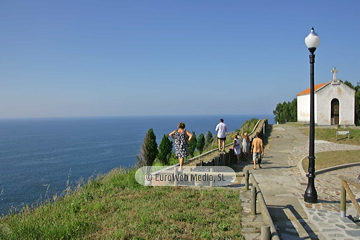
[0,114,274,215]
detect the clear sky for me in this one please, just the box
[1,0,359,119]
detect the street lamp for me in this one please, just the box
[304,27,320,203]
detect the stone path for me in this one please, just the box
[184,124,360,239]
[258,124,360,240]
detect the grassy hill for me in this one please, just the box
[0,118,266,239]
[0,168,243,239]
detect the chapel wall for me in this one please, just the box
[316,82,355,125]
[297,94,310,122]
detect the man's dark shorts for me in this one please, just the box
[218,137,226,140]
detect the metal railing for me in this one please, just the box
[339,176,360,218]
[243,170,280,240]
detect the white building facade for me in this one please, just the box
[297,68,355,126]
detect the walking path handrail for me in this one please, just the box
[339,176,360,218]
[248,172,280,240]
[185,118,268,166]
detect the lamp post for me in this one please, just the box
[304,27,320,203]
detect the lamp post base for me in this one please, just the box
[304,194,318,203]
[304,175,318,203]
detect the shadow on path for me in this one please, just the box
[267,204,321,240]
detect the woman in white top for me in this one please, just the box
[233,134,241,163]
[241,132,250,160]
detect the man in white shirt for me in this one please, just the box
[215,119,228,152]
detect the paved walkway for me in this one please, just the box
[241,124,360,240]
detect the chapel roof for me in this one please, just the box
[296,82,328,96]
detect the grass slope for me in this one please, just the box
[0,168,243,239]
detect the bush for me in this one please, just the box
[157,134,173,165]
[136,129,158,167]
[205,131,213,147]
[196,133,205,154]
[188,131,197,157]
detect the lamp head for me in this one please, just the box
[305,27,320,53]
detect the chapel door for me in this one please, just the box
[331,99,339,125]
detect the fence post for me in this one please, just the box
[263,122,266,135]
[251,185,257,215]
[220,153,225,165]
[229,148,235,164]
[261,224,271,240]
[340,180,346,218]
[224,152,229,166]
[245,170,249,190]
[214,156,219,166]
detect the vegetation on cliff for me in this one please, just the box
[0,117,265,239]
[157,134,173,165]
[343,80,360,126]
[136,128,158,167]
[273,98,297,124]
[238,118,260,134]
[0,168,242,239]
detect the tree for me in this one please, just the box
[273,102,286,124]
[196,133,205,154]
[344,80,355,89]
[356,90,360,125]
[136,128,158,167]
[273,98,297,124]
[205,131,213,147]
[289,98,297,122]
[157,134,173,165]
[188,131,197,158]
[343,80,360,126]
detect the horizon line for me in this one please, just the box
[0,113,274,121]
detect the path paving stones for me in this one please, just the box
[265,124,360,240]
[185,124,360,239]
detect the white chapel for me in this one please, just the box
[297,68,355,126]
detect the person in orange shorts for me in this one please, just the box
[250,132,264,169]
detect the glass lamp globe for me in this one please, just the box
[305,28,320,50]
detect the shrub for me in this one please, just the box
[157,134,173,165]
[188,131,197,157]
[136,129,158,167]
[196,133,205,154]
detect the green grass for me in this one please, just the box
[302,150,360,171]
[299,127,360,170]
[0,168,243,239]
[0,118,263,239]
[239,118,259,134]
[301,127,360,145]
[283,122,306,126]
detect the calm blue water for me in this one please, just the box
[0,114,273,215]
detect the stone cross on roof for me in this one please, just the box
[331,67,338,80]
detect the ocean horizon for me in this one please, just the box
[0,114,274,215]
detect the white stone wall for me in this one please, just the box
[297,94,310,122]
[297,94,319,123]
[316,81,355,125]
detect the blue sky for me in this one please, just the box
[1,0,359,119]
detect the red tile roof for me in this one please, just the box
[296,82,328,96]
